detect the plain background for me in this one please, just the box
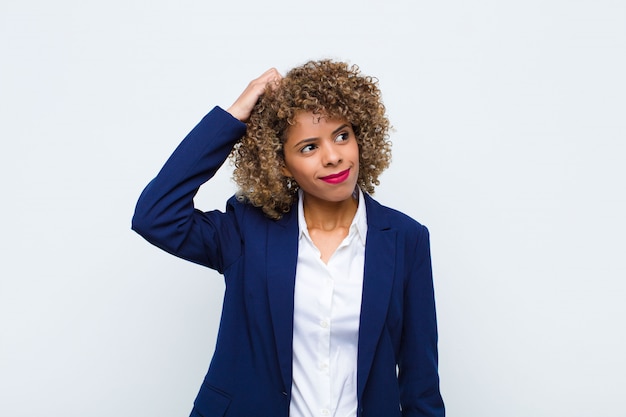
[1,0,625,416]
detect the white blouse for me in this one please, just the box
[289,189,368,417]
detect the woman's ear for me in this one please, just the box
[281,165,292,178]
[281,161,293,178]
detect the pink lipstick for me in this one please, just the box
[320,169,350,184]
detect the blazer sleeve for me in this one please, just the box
[399,225,445,416]
[131,106,248,273]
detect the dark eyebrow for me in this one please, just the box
[291,124,350,149]
[333,124,350,135]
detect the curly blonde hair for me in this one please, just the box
[231,59,392,219]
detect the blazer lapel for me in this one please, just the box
[357,195,396,400]
[266,207,299,393]
[264,194,396,398]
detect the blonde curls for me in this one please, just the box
[231,59,392,219]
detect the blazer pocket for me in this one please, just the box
[192,383,232,417]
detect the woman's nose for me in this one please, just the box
[321,143,342,166]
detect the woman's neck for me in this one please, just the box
[301,191,358,232]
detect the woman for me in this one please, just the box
[132,60,445,417]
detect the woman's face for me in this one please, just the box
[282,111,360,204]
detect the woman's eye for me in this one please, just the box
[335,132,349,142]
[300,144,317,153]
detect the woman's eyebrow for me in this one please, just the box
[292,137,317,148]
[332,124,349,134]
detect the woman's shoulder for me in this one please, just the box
[363,194,429,234]
[225,193,296,227]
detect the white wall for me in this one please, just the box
[1,1,625,416]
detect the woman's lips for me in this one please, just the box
[320,169,350,184]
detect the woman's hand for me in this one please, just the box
[227,68,282,122]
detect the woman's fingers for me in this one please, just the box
[227,68,282,122]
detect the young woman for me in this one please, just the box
[132,60,445,417]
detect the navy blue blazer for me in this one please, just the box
[132,107,444,417]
